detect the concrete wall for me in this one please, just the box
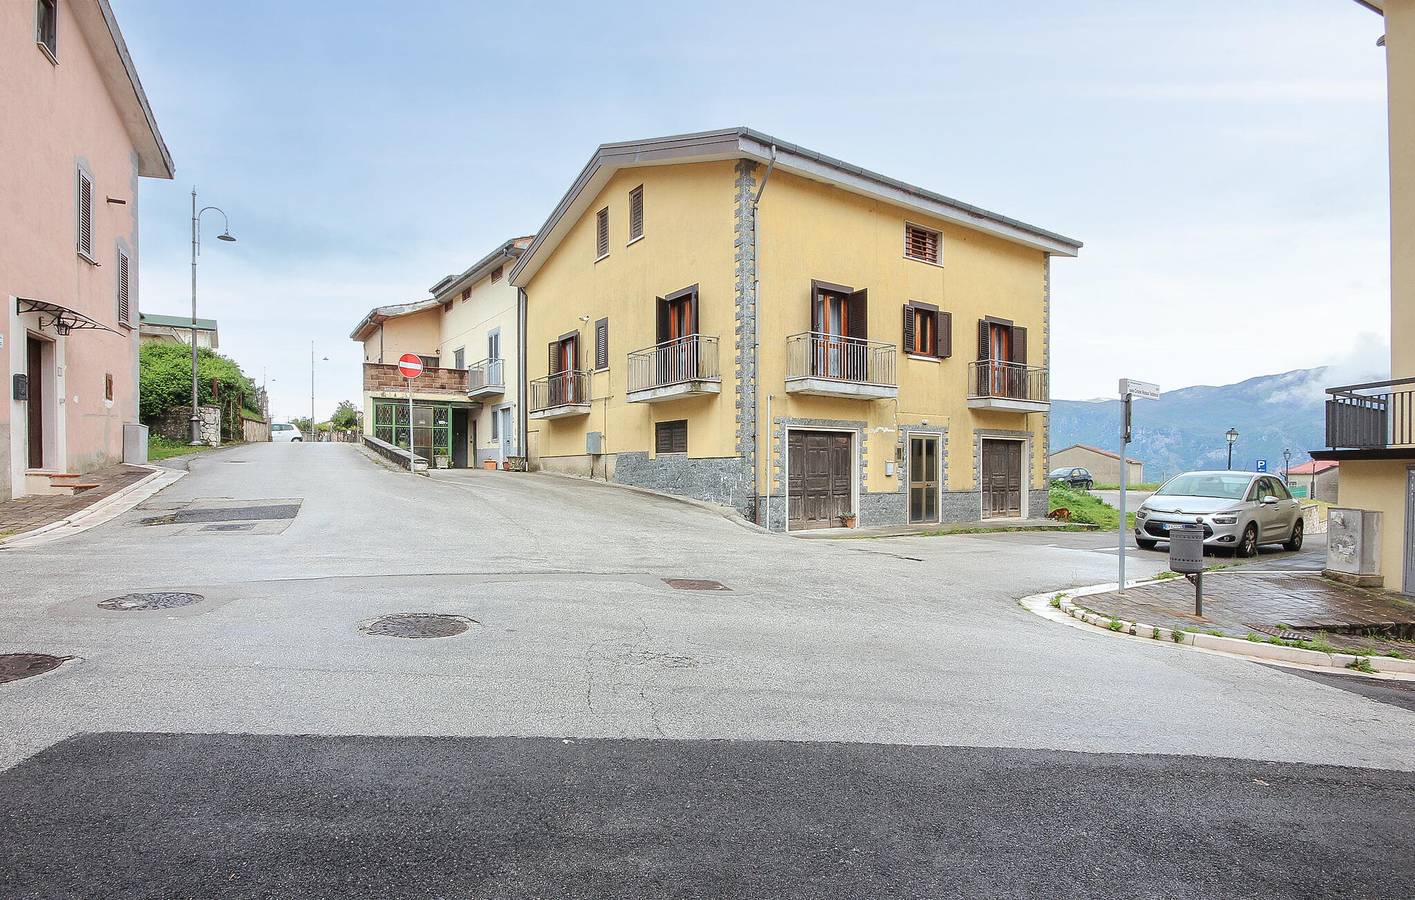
[1,0,149,498]
[1336,459,1410,592]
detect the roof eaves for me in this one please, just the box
[90,0,174,179]
[429,238,528,299]
[348,298,441,341]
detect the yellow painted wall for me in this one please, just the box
[1336,459,1410,591]
[361,308,441,364]
[755,169,1050,496]
[1389,0,1415,379]
[522,161,739,464]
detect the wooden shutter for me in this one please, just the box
[977,320,990,360]
[902,305,915,355]
[656,420,687,454]
[1012,326,1027,364]
[77,169,93,257]
[549,341,560,374]
[655,296,668,344]
[810,283,822,333]
[570,334,580,371]
[595,318,608,369]
[595,208,609,258]
[116,249,130,325]
[629,185,644,241]
[939,311,952,358]
[688,285,699,336]
[847,289,868,340]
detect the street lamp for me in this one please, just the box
[1282,448,1291,483]
[1225,427,1239,470]
[189,189,236,445]
[311,342,329,442]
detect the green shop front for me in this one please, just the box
[372,399,476,468]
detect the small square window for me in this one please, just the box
[655,419,687,454]
[904,223,941,265]
[461,287,470,302]
[595,207,609,260]
[628,186,644,242]
[490,265,503,283]
[36,0,57,60]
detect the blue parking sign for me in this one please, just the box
[1256,459,1267,472]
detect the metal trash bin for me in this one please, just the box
[1168,524,1205,574]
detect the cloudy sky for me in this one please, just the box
[115,0,1392,421]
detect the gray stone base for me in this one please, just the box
[1029,488,1049,520]
[942,491,980,524]
[613,452,753,516]
[859,491,906,527]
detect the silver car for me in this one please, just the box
[1134,471,1303,557]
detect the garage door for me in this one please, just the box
[788,431,852,530]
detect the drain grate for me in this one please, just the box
[201,523,256,532]
[362,613,474,639]
[663,578,731,591]
[0,653,68,684]
[99,591,205,611]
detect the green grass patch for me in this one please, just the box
[1049,484,1135,530]
[1107,618,1124,632]
[147,434,217,461]
[1346,656,1376,674]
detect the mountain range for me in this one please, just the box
[1049,367,1369,483]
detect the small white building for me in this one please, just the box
[139,312,218,349]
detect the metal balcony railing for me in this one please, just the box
[785,332,896,386]
[1324,377,1415,449]
[627,334,720,393]
[467,357,505,393]
[529,370,590,411]
[967,360,1048,403]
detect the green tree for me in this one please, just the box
[138,342,259,423]
[329,400,359,430]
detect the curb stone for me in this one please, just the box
[1020,578,1415,679]
[0,466,186,549]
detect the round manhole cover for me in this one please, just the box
[0,653,69,684]
[362,613,475,639]
[98,591,205,611]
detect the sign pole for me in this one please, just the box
[1119,392,1131,592]
[407,377,414,475]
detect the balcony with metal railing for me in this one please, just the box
[466,357,505,399]
[784,332,897,399]
[1316,377,1415,456]
[528,370,591,419]
[626,334,721,403]
[966,360,1049,413]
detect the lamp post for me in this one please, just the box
[1282,448,1291,483]
[1226,427,1239,470]
[189,189,236,445]
[311,342,329,442]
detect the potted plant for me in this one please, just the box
[840,513,858,528]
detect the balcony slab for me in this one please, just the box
[627,380,721,404]
[967,396,1049,413]
[467,383,506,400]
[529,403,591,420]
[786,378,897,400]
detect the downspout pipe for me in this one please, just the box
[751,145,777,526]
[518,287,528,467]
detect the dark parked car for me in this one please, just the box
[1048,466,1094,490]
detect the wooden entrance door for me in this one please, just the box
[787,431,852,530]
[26,337,45,469]
[981,439,1022,518]
[909,435,939,523]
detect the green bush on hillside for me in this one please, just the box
[139,341,260,424]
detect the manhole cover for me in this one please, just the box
[99,591,205,611]
[0,653,68,684]
[663,578,731,591]
[362,613,475,639]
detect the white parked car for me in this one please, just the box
[1134,470,1303,557]
[271,422,303,443]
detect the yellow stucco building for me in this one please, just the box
[1312,1,1415,593]
[509,129,1081,531]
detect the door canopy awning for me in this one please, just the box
[16,298,119,336]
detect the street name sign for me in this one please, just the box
[1119,378,1160,400]
[397,354,424,379]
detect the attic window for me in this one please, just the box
[904,223,941,265]
[36,0,57,61]
[461,287,470,302]
[490,265,503,283]
[595,207,609,260]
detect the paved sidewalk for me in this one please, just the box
[1082,571,1415,656]
[0,465,150,539]
[791,518,1086,539]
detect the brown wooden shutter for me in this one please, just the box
[939,311,952,358]
[549,341,560,374]
[629,185,644,240]
[689,285,699,336]
[116,250,130,325]
[595,208,609,258]
[848,288,868,339]
[595,318,608,369]
[656,420,687,454]
[655,296,668,344]
[571,334,580,371]
[810,284,822,333]
[1012,326,1027,364]
[902,304,915,354]
[978,320,990,360]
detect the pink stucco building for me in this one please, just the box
[0,0,173,500]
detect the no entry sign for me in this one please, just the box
[397,353,424,379]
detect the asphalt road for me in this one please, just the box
[0,443,1410,895]
[3,733,1411,899]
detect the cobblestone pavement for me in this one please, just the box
[0,465,150,538]
[1081,571,1415,655]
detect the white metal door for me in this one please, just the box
[499,408,513,462]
